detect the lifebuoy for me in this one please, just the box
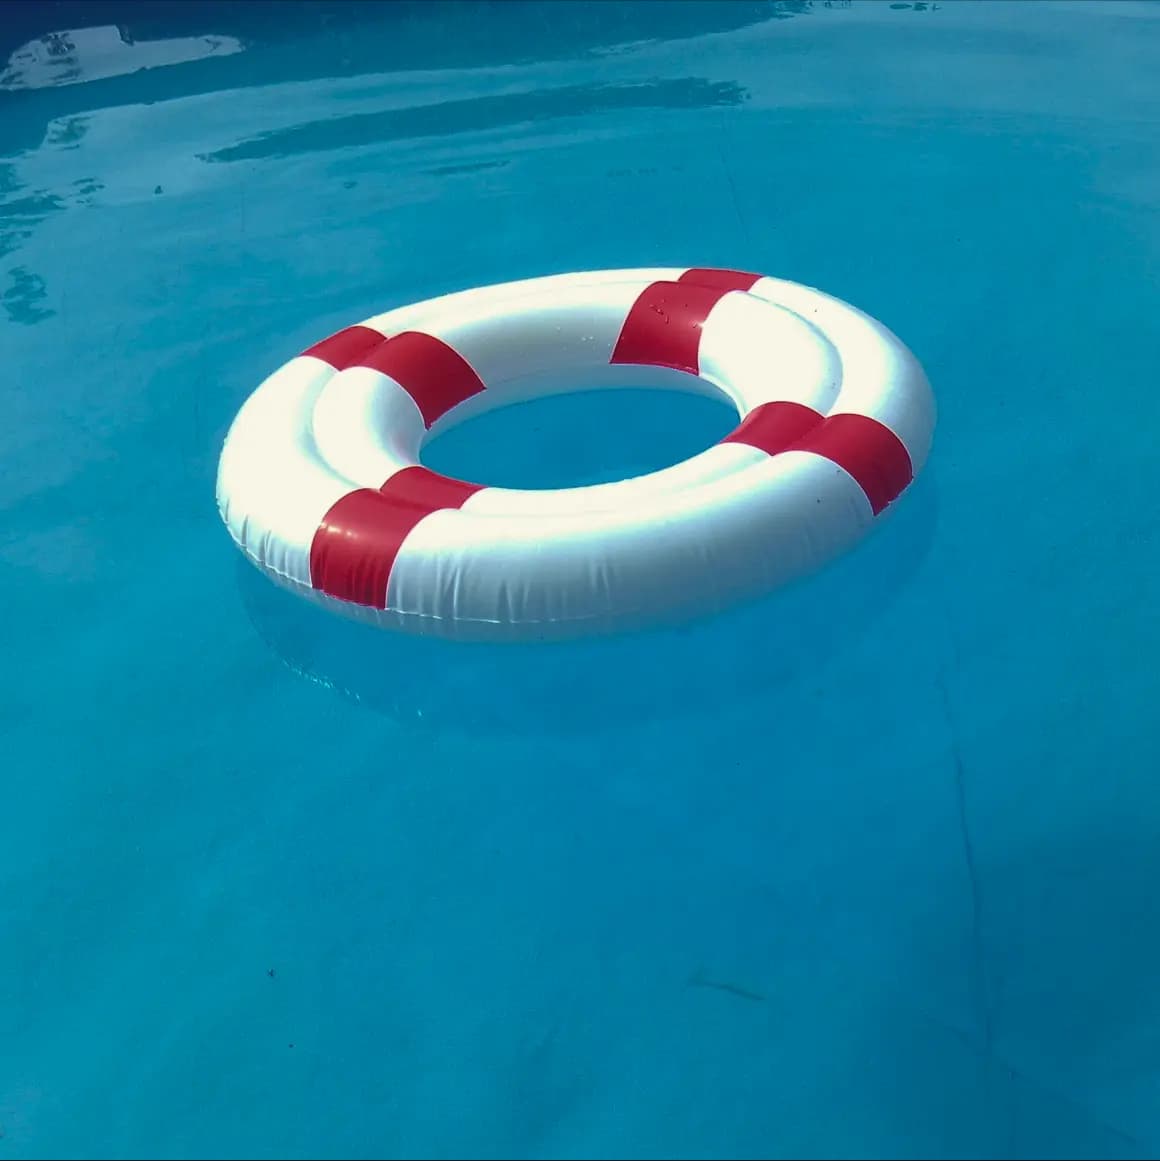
[216,267,935,642]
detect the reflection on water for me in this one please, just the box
[0,161,104,322]
[0,0,837,297]
[0,24,243,91]
[201,78,750,163]
[43,116,90,150]
[0,180,60,262]
[2,265,52,325]
[0,0,796,136]
[238,474,939,739]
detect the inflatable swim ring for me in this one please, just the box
[216,267,936,642]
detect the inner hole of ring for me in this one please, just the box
[419,363,741,491]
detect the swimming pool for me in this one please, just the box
[3,1,1159,1156]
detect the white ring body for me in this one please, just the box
[217,268,936,642]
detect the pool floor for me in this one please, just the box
[3,1,1160,1157]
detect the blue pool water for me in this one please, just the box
[3,1,1160,1156]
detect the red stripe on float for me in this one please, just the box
[723,400,825,454]
[309,467,484,608]
[802,413,914,515]
[678,267,763,293]
[610,267,763,375]
[357,331,485,428]
[723,402,913,515]
[610,282,730,375]
[301,325,387,369]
